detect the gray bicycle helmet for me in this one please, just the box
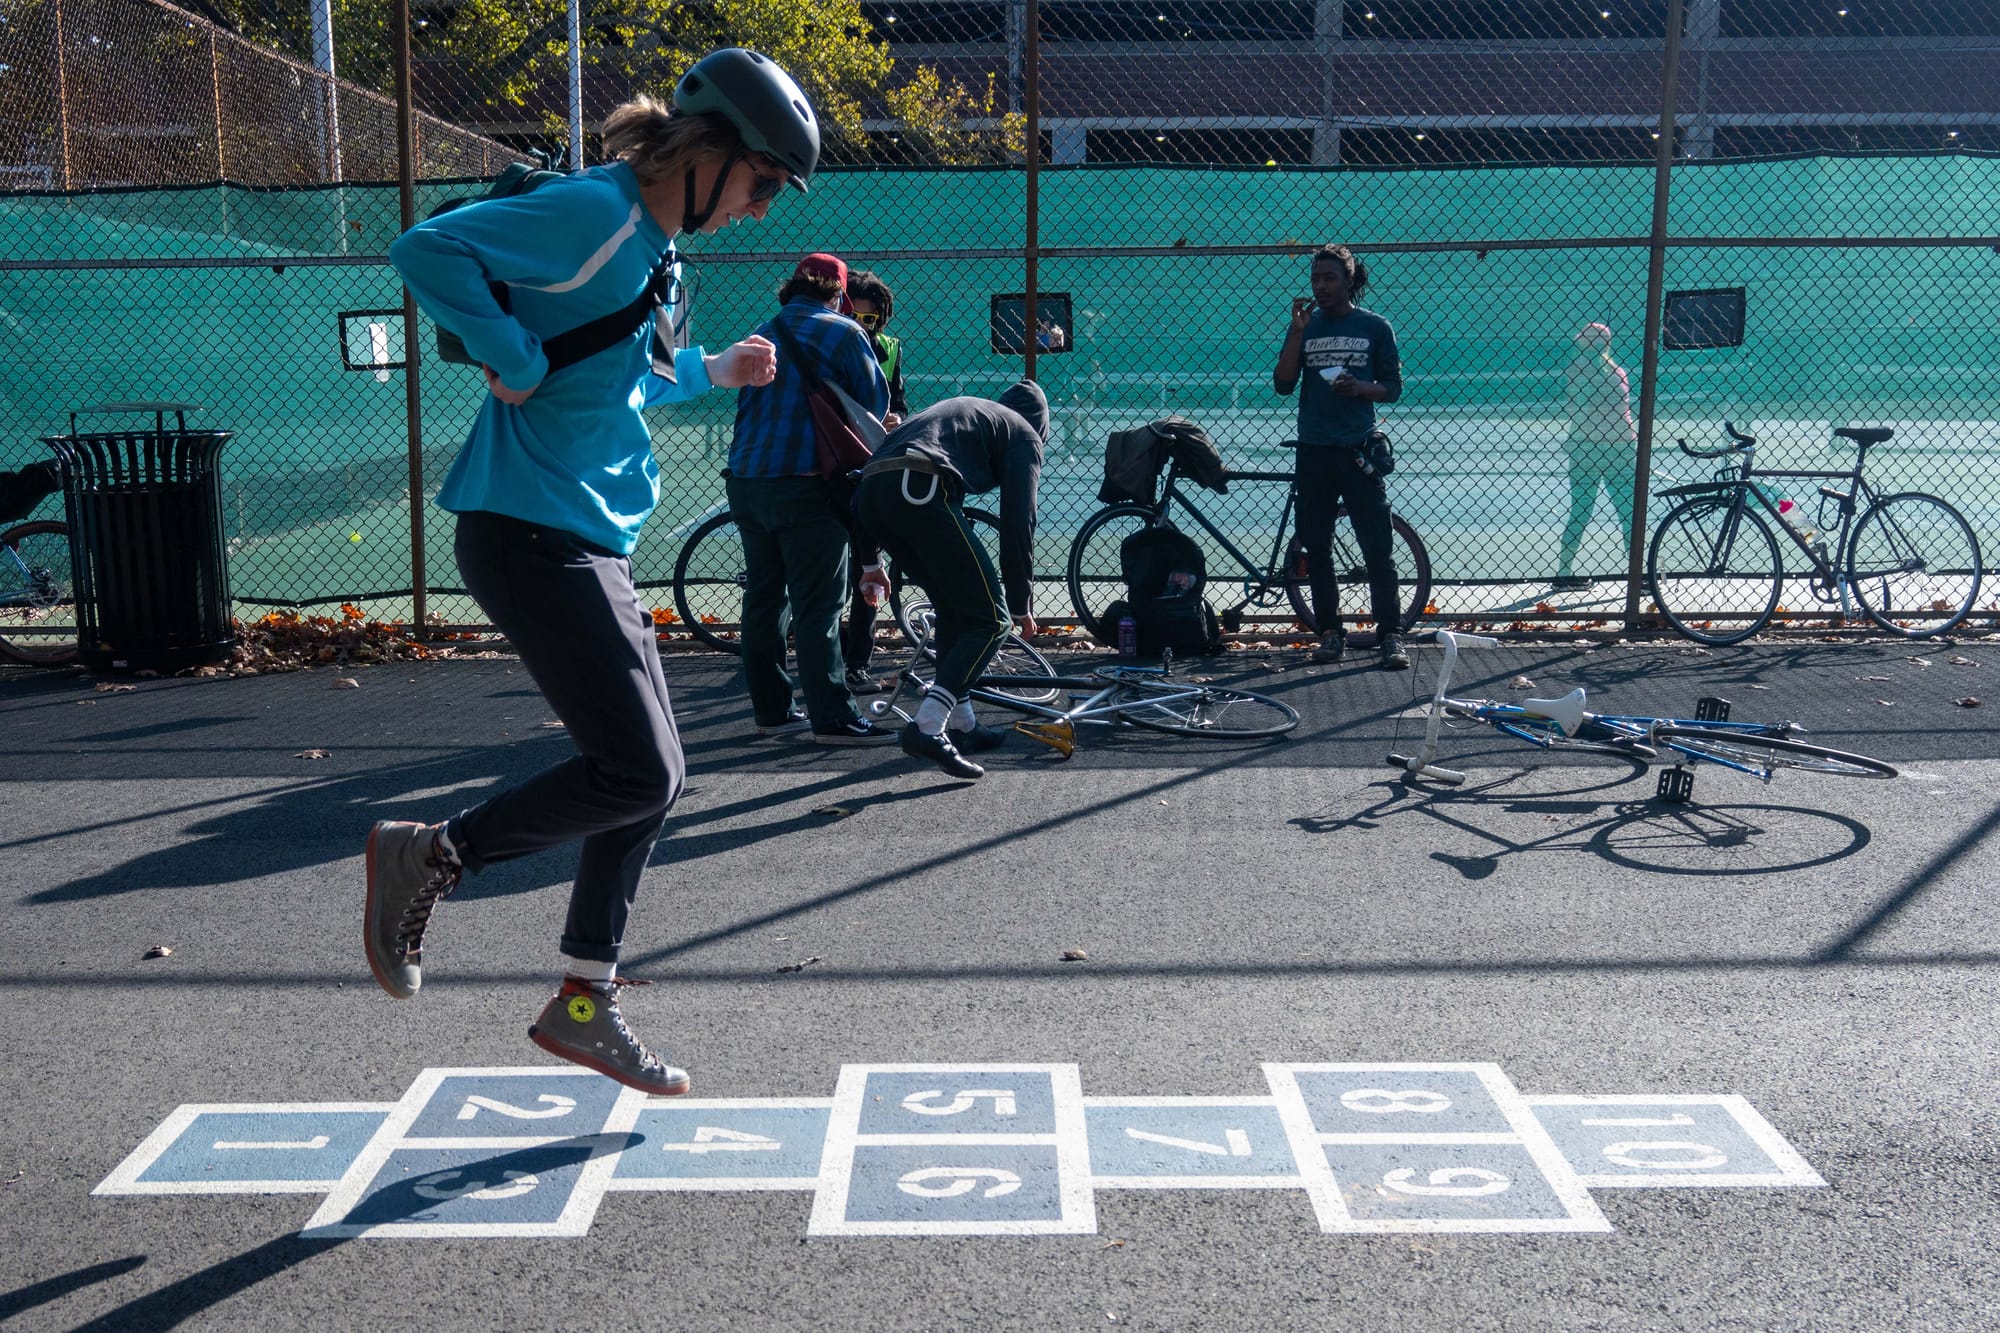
[675,48,820,192]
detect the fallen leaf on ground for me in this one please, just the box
[75,700,95,706]
[1949,656,1978,666]
[775,956,823,974]
[1874,699,1895,707]
[1100,1239,1126,1249]
[1061,949,1089,962]
[1747,684,1770,690]
[1955,696,1981,708]
[142,944,173,959]
[1907,656,1932,667]
[812,805,854,819]
[1858,675,1891,682]
[1507,676,1534,689]
[538,720,565,728]
[334,677,360,689]
[93,682,136,693]
[293,748,331,759]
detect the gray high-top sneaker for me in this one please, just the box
[363,821,461,999]
[528,979,692,1096]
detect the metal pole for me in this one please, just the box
[567,0,585,168]
[1022,0,1040,382]
[1622,0,1687,629]
[310,0,342,182]
[392,0,428,637]
[52,0,73,189]
[210,30,225,180]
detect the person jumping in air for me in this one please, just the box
[368,48,818,1096]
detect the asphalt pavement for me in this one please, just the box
[1,634,1996,1331]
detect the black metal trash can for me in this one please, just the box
[42,402,236,673]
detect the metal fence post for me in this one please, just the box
[392,0,428,637]
[1022,0,1040,384]
[1623,0,1687,629]
[52,0,73,190]
[210,30,225,180]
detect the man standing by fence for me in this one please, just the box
[1553,322,1638,590]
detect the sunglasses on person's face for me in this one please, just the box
[743,160,787,204]
[855,311,883,330]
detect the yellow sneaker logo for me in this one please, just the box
[566,994,596,1023]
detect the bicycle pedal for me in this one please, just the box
[1014,719,1075,759]
[1655,766,1696,803]
[1694,696,1731,723]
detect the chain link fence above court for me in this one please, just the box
[3,0,1996,641]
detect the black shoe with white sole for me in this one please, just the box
[900,724,985,780]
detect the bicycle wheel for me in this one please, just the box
[671,511,748,654]
[891,506,1002,653]
[1646,495,1781,646]
[1065,503,1155,635]
[897,603,1062,705]
[1845,492,1982,638]
[1109,678,1299,738]
[0,521,79,667]
[1282,509,1433,635]
[1650,725,1898,780]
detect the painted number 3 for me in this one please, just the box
[1340,1088,1453,1115]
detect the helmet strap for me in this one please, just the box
[678,152,741,234]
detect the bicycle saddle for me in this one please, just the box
[1834,426,1893,447]
[1523,688,1587,738]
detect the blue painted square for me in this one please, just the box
[1086,1105,1297,1181]
[337,1141,599,1228]
[1322,1142,1576,1226]
[138,1110,388,1185]
[407,1074,619,1141]
[1290,1069,1513,1136]
[1531,1101,1790,1180]
[843,1144,1066,1226]
[615,1106,829,1181]
[855,1071,1057,1136]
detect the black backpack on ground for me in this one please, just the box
[1100,525,1223,657]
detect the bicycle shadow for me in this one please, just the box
[1291,764,1872,881]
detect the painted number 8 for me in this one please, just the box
[1340,1088,1453,1115]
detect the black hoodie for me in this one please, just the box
[869,382,1049,615]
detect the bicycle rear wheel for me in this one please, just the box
[1647,494,1781,646]
[671,510,748,654]
[1846,492,1982,638]
[1111,679,1298,738]
[1650,725,1898,779]
[1282,508,1433,636]
[898,604,1063,705]
[1065,503,1154,635]
[0,521,79,666]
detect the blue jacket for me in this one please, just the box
[389,160,710,554]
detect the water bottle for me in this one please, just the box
[1116,613,1138,658]
[1776,498,1817,543]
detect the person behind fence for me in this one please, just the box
[729,252,895,742]
[851,382,1050,781]
[1553,321,1637,590]
[368,48,816,1098]
[837,268,909,695]
[1273,242,1408,670]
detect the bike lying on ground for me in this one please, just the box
[0,519,77,666]
[1387,630,1898,789]
[1647,421,1981,645]
[870,652,1298,756]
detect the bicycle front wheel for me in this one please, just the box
[1282,508,1433,635]
[671,511,749,654]
[1647,495,1781,646]
[1846,492,1982,638]
[898,603,1063,705]
[1650,726,1898,779]
[1111,679,1299,738]
[0,521,79,667]
[1065,503,1155,635]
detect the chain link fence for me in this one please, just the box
[3,0,1996,640]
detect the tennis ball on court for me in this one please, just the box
[348,532,363,544]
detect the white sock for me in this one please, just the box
[949,699,976,731]
[913,689,954,736]
[563,955,616,987]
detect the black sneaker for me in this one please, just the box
[1549,575,1592,591]
[1378,634,1411,671]
[755,708,810,737]
[900,724,985,780]
[812,718,899,746]
[845,669,889,696]
[947,723,1009,754]
[1310,631,1347,664]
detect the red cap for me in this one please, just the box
[793,252,854,316]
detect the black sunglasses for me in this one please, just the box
[744,162,787,204]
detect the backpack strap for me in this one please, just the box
[538,247,678,375]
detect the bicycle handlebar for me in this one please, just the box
[1677,420,1757,459]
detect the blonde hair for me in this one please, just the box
[600,94,743,186]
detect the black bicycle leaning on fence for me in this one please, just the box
[1065,445,1431,642]
[1646,421,1982,646]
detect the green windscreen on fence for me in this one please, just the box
[2,158,1996,623]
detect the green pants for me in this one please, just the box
[854,471,1009,702]
[726,474,855,729]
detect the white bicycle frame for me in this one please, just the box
[1386,631,1587,787]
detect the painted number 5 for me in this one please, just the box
[902,1089,1019,1117]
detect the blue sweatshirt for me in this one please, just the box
[389,160,711,554]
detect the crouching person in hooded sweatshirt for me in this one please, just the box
[851,382,1049,780]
